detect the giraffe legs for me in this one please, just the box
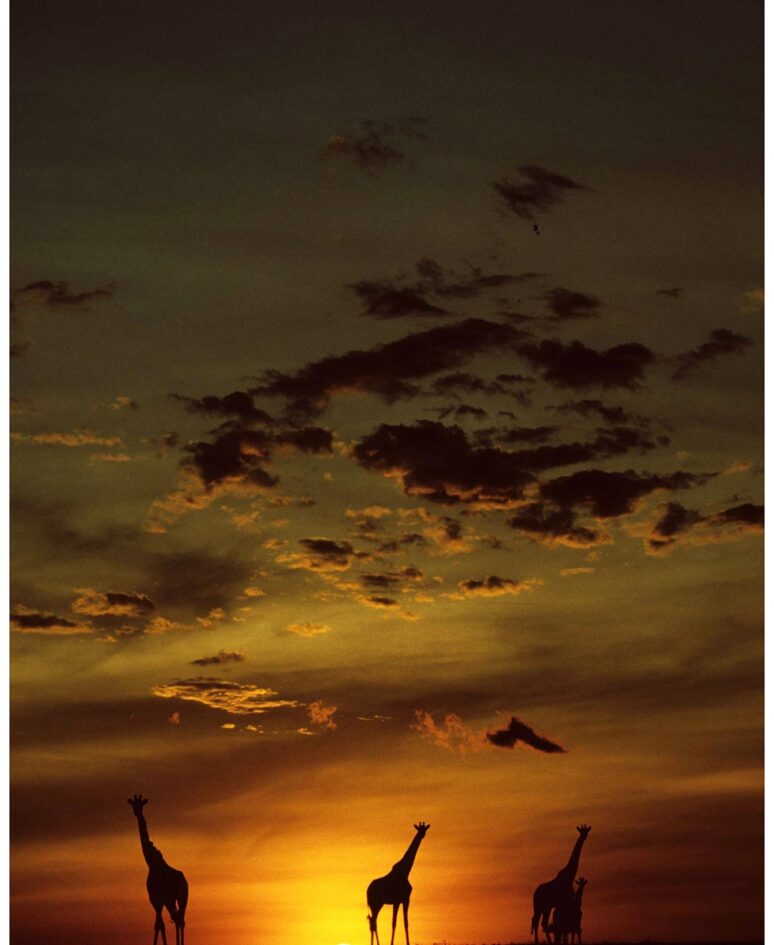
[153,909,167,945]
[539,911,552,944]
[369,905,382,945]
[390,904,399,945]
[402,899,410,945]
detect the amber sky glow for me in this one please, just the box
[10,1,763,943]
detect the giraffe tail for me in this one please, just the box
[367,914,377,932]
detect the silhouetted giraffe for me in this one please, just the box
[128,794,188,945]
[547,876,587,944]
[531,825,591,943]
[367,822,430,945]
[567,877,587,944]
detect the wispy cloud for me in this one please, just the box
[11,430,124,447]
[152,677,300,715]
[308,700,338,730]
[323,117,428,173]
[71,589,155,617]
[492,165,591,221]
[672,329,753,380]
[12,279,115,309]
[286,622,332,637]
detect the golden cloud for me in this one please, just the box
[286,622,331,637]
[152,677,300,715]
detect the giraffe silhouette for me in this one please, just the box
[547,876,587,944]
[128,794,188,945]
[531,825,591,943]
[566,877,587,944]
[367,822,430,945]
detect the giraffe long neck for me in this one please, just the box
[561,835,586,881]
[135,813,157,867]
[575,887,585,908]
[395,833,423,876]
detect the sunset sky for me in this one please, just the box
[9,2,764,943]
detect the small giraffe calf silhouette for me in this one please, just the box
[367,822,430,945]
[547,877,587,944]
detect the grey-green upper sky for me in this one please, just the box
[10,3,763,944]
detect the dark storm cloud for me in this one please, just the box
[191,650,247,666]
[359,567,423,591]
[431,371,533,401]
[171,391,276,425]
[507,503,602,548]
[13,280,115,309]
[350,280,447,318]
[353,419,670,509]
[360,595,399,608]
[448,575,539,600]
[475,425,558,446]
[543,287,602,321]
[507,467,712,549]
[656,286,683,299]
[551,399,649,427]
[10,608,92,635]
[502,426,663,472]
[644,503,701,554]
[71,589,155,617]
[416,257,541,299]
[540,468,713,518]
[486,716,566,752]
[432,403,489,421]
[646,501,764,554]
[183,423,333,490]
[491,165,591,221]
[324,117,428,173]
[672,328,753,380]
[376,533,428,553]
[517,338,654,389]
[478,424,665,461]
[649,502,704,544]
[299,538,356,567]
[251,318,527,417]
[352,420,537,507]
[277,537,372,574]
[712,503,764,527]
[349,259,539,320]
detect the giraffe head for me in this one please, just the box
[127,793,148,817]
[576,824,591,839]
[576,877,587,889]
[414,821,430,838]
